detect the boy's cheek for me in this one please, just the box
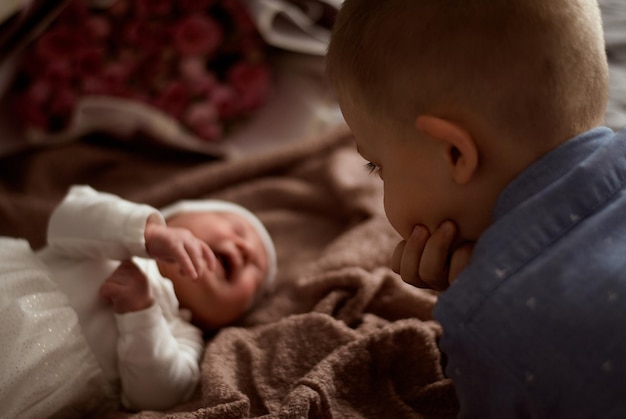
[383,195,417,240]
[382,177,424,236]
[382,190,399,229]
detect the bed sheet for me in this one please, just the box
[0,124,458,418]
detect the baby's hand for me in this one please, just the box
[99,260,153,314]
[144,217,216,280]
[391,221,474,291]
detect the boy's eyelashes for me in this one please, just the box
[364,162,380,174]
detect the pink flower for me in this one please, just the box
[227,62,271,111]
[193,120,223,142]
[120,89,150,103]
[35,27,83,61]
[117,49,139,66]
[75,47,105,77]
[81,76,109,95]
[25,80,52,105]
[77,62,131,98]
[178,0,216,14]
[173,15,223,57]
[184,101,218,128]
[128,51,161,88]
[107,0,130,18]
[14,97,48,129]
[238,36,266,57]
[136,0,173,17]
[153,81,191,118]
[192,74,218,97]
[44,61,74,86]
[211,85,239,119]
[179,58,217,95]
[179,57,207,82]
[49,88,77,117]
[10,0,271,142]
[85,16,111,40]
[123,21,169,53]
[81,72,127,98]
[56,0,89,26]
[101,62,132,86]
[185,100,225,140]
[222,0,258,34]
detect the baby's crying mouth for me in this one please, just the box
[215,253,233,281]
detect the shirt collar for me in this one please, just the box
[492,127,615,222]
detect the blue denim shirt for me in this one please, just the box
[434,127,626,419]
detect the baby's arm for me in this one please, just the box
[391,221,474,291]
[46,185,162,260]
[100,261,203,410]
[48,185,215,280]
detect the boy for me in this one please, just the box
[327,0,626,417]
[0,185,276,416]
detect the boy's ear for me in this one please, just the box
[416,115,478,185]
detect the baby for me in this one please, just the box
[0,185,276,416]
[327,0,626,417]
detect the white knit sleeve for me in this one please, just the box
[46,185,165,260]
[114,304,203,411]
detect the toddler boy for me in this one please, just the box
[327,0,626,417]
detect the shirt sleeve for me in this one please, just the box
[114,304,204,411]
[46,185,165,260]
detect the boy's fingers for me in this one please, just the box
[419,221,456,291]
[449,242,474,284]
[399,226,430,288]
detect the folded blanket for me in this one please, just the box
[0,124,459,418]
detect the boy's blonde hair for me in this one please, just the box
[327,0,609,148]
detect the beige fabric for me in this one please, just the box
[0,125,458,418]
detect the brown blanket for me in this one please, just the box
[0,125,459,418]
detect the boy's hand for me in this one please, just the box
[99,260,153,314]
[144,216,216,280]
[391,221,474,291]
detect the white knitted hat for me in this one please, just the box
[160,200,277,294]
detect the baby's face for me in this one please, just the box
[157,211,269,329]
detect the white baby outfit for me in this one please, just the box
[0,185,276,418]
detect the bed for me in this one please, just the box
[0,0,625,418]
